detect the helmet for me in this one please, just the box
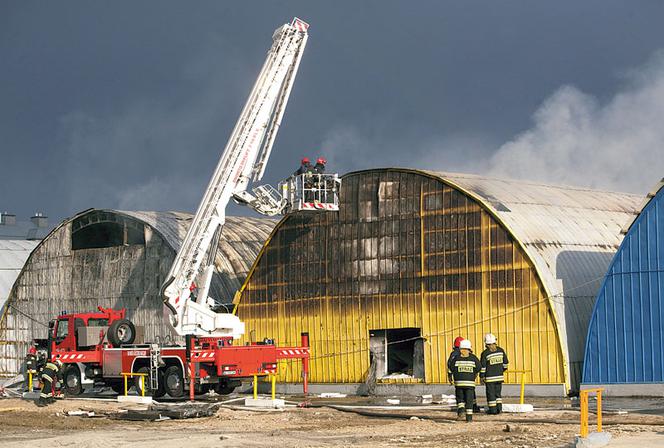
[453,336,464,348]
[301,157,311,164]
[316,157,326,165]
[484,333,497,345]
[28,346,37,355]
[459,339,472,350]
[54,358,63,367]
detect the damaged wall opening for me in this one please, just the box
[369,328,424,380]
[71,212,145,250]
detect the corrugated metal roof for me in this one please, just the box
[0,240,38,310]
[118,210,277,300]
[620,178,664,234]
[423,171,642,384]
[583,178,664,386]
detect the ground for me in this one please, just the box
[1,396,663,447]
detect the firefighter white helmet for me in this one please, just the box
[459,339,472,350]
[484,333,497,345]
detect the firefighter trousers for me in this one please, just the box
[455,386,475,416]
[485,381,503,413]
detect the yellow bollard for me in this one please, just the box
[253,374,258,399]
[520,372,526,405]
[597,391,602,433]
[140,376,145,397]
[271,374,276,400]
[28,371,33,391]
[124,374,129,396]
[580,391,589,437]
[579,388,603,438]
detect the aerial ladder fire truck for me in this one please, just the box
[43,18,340,399]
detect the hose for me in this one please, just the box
[317,404,664,427]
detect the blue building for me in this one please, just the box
[583,179,664,394]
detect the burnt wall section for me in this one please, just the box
[0,209,276,376]
[237,171,565,385]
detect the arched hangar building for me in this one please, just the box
[583,179,664,395]
[0,209,275,376]
[234,169,640,394]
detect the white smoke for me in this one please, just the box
[488,51,664,193]
[321,51,664,195]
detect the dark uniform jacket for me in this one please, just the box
[480,346,509,383]
[448,353,481,387]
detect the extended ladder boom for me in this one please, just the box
[162,18,309,337]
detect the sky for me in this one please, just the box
[2,1,664,224]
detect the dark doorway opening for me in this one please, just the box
[369,327,424,379]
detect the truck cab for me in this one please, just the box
[49,307,135,354]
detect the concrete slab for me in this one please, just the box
[244,397,285,409]
[22,391,40,400]
[582,383,664,397]
[501,403,534,413]
[117,395,152,405]
[575,431,612,448]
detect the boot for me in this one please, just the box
[497,403,502,414]
[487,406,497,415]
[466,413,473,423]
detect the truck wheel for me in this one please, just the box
[107,319,136,346]
[164,365,184,398]
[134,367,165,397]
[63,365,83,396]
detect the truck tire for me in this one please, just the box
[164,365,184,398]
[63,365,83,396]
[134,366,165,397]
[107,319,136,346]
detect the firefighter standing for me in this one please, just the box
[295,157,313,175]
[480,333,509,414]
[448,339,481,422]
[446,336,464,375]
[24,345,38,390]
[37,358,62,407]
[313,157,326,174]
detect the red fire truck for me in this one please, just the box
[49,307,309,398]
[45,18,334,401]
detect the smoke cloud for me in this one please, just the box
[322,51,664,196]
[488,51,664,193]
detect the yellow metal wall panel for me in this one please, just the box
[237,171,565,385]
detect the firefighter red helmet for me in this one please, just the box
[453,336,464,348]
[301,157,310,164]
[316,157,327,165]
[28,346,37,355]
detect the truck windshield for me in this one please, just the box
[56,319,69,339]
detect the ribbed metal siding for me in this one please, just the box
[583,186,664,383]
[237,171,565,385]
[0,209,275,376]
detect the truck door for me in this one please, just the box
[54,317,74,352]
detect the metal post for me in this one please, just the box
[596,390,602,433]
[253,374,258,399]
[301,333,309,395]
[28,371,33,391]
[124,374,128,396]
[580,390,589,438]
[271,374,276,400]
[140,376,145,397]
[520,372,526,405]
[189,337,196,401]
